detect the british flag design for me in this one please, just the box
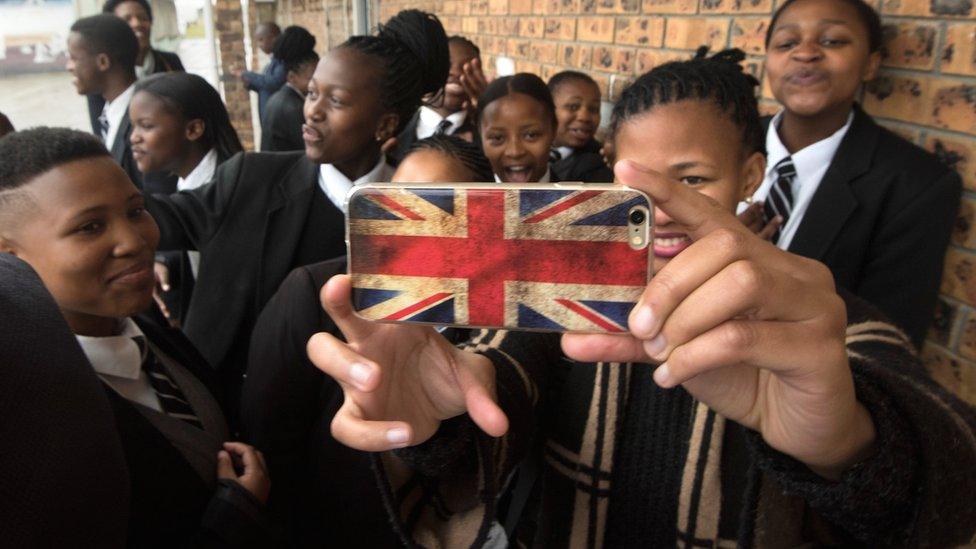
[348,186,651,332]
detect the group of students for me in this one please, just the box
[2,0,976,546]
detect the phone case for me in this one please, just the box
[346,183,653,333]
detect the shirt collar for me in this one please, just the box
[556,146,575,160]
[285,83,305,98]
[416,106,468,139]
[318,156,395,214]
[103,83,136,145]
[135,51,155,80]
[75,318,145,381]
[493,167,551,183]
[765,109,854,180]
[177,149,218,192]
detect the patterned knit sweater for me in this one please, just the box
[371,291,976,548]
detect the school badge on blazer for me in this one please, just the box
[346,183,653,333]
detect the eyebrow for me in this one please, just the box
[773,19,850,32]
[670,161,715,171]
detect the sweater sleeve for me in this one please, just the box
[371,329,563,548]
[195,478,274,548]
[243,60,286,93]
[750,293,976,547]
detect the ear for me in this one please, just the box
[374,112,400,143]
[740,150,766,200]
[184,119,205,143]
[0,233,18,256]
[95,52,112,73]
[863,50,882,83]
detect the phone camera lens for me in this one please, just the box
[629,209,646,225]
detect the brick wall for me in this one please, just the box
[215,0,256,149]
[277,0,356,53]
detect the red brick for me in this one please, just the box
[509,0,533,13]
[664,17,729,50]
[518,60,543,75]
[634,49,684,73]
[642,0,697,13]
[596,0,640,13]
[932,80,976,134]
[615,16,665,47]
[471,0,489,15]
[531,41,558,62]
[578,45,594,69]
[489,0,509,14]
[545,17,577,40]
[926,133,976,191]
[578,16,616,42]
[883,0,973,18]
[941,247,976,307]
[520,16,546,38]
[559,43,580,66]
[881,22,939,70]
[862,74,934,126]
[699,0,771,13]
[560,0,580,12]
[500,18,521,35]
[921,344,976,404]
[953,196,976,250]
[942,24,976,77]
[730,17,770,56]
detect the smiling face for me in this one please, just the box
[129,90,191,174]
[255,26,280,56]
[112,1,152,58]
[552,79,601,149]
[303,48,395,166]
[480,93,554,183]
[66,32,104,95]
[765,0,880,119]
[0,157,160,334]
[434,40,480,115]
[614,100,764,273]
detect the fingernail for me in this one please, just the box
[653,362,672,387]
[643,332,667,358]
[349,363,372,387]
[631,305,655,336]
[386,428,409,445]
[162,284,170,291]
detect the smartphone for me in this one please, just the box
[346,183,652,333]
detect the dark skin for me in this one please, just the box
[255,23,280,56]
[302,47,398,181]
[66,32,136,102]
[765,0,881,152]
[111,1,152,66]
[129,91,209,178]
[480,93,554,183]
[429,40,480,118]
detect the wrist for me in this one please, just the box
[807,401,877,481]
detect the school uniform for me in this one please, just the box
[145,151,393,428]
[752,104,962,347]
[260,84,305,152]
[0,253,129,547]
[77,315,271,547]
[549,139,613,183]
[244,57,286,120]
[389,106,477,165]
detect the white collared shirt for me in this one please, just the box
[748,109,854,250]
[555,146,575,161]
[177,149,218,192]
[75,317,162,412]
[493,168,552,183]
[103,83,136,148]
[318,156,395,214]
[135,52,155,80]
[416,106,468,140]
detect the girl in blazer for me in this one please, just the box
[145,10,451,427]
[129,72,244,326]
[760,0,962,347]
[547,71,613,183]
[0,128,271,548]
[241,135,494,547]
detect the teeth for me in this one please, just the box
[508,166,528,172]
[654,236,690,247]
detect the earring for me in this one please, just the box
[743,195,754,205]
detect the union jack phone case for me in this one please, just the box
[345,183,653,333]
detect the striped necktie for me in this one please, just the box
[98,106,110,142]
[133,336,204,429]
[549,148,562,163]
[434,119,452,136]
[763,157,797,245]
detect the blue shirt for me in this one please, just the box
[244,56,287,118]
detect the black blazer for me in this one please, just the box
[550,139,613,183]
[260,85,305,152]
[146,151,344,423]
[109,110,143,189]
[767,104,962,347]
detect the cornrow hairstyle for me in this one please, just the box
[102,0,152,21]
[135,73,244,160]
[610,47,764,156]
[447,35,480,58]
[285,49,319,75]
[340,10,450,135]
[408,134,494,181]
[547,70,599,94]
[766,0,883,53]
[272,25,317,70]
[476,73,558,131]
[70,14,139,72]
[0,128,109,192]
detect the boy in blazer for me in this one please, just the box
[759,0,962,347]
[0,128,272,547]
[260,51,318,152]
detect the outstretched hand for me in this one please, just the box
[562,160,875,479]
[307,275,508,452]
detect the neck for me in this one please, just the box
[136,47,149,66]
[176,145,209,179]
[333,147,382,182]
[431,104,456,118]
[64,311,122,337]
[778,102,854,153]
[102,72,136,103]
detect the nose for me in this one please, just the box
[577,107,596,124]
[653,205,672,229]
[304,97,324,123]
[113,218,150,258]
[791,39,823,62]
[504,138,526,159]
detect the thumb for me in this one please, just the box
[456,355,508,438]
[216,450,236,479]
[321,274,379,344]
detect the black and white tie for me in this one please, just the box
[434,119,452,136]
[98,107,110,141]
[763,157,796,245]
[549,148,562,163]
[134,336,204,429]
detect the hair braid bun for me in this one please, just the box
[377,10,450,97]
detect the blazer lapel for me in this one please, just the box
[110,112,132,164]
[256,156,319,304]
[787,105,879,261]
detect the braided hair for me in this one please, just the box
[766,0,883,53]
[610,47,763,155]
[273,25,317,73]
[340,10,450,135]
[408,134,494,181]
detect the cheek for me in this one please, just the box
[698,183,741,213]
[25,242,104,308]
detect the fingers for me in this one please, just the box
[152,290,172,320]
[737,202,763,232]
[757,215,783,241]
[216,450,236,479]
[306,331,380,392]
[561,332,647,364]
[154,262,170,292]
[330,400,414,452]
[456,354,509,438]
[380,136,398,154]
[320,274,381,344]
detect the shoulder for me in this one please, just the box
[237,150,308,173]
[133,316,218,387]
[153,49,184,72]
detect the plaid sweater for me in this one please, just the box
[372,292,976,547]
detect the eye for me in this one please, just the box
[307,89,318,100]
[774,39,797,50]
[329,95,344,106]
[76,220,105,235]
[820,38,848,47]
[680,176,706,186]
[128,206,147,218]
[565,103,580,112]
[486,134,505,146]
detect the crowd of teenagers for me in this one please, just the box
[2,0,976,546]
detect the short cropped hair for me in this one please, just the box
[70,14,139,72]
[548,70,599,95]
[102,0,153,20]
[0,128,109,193]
